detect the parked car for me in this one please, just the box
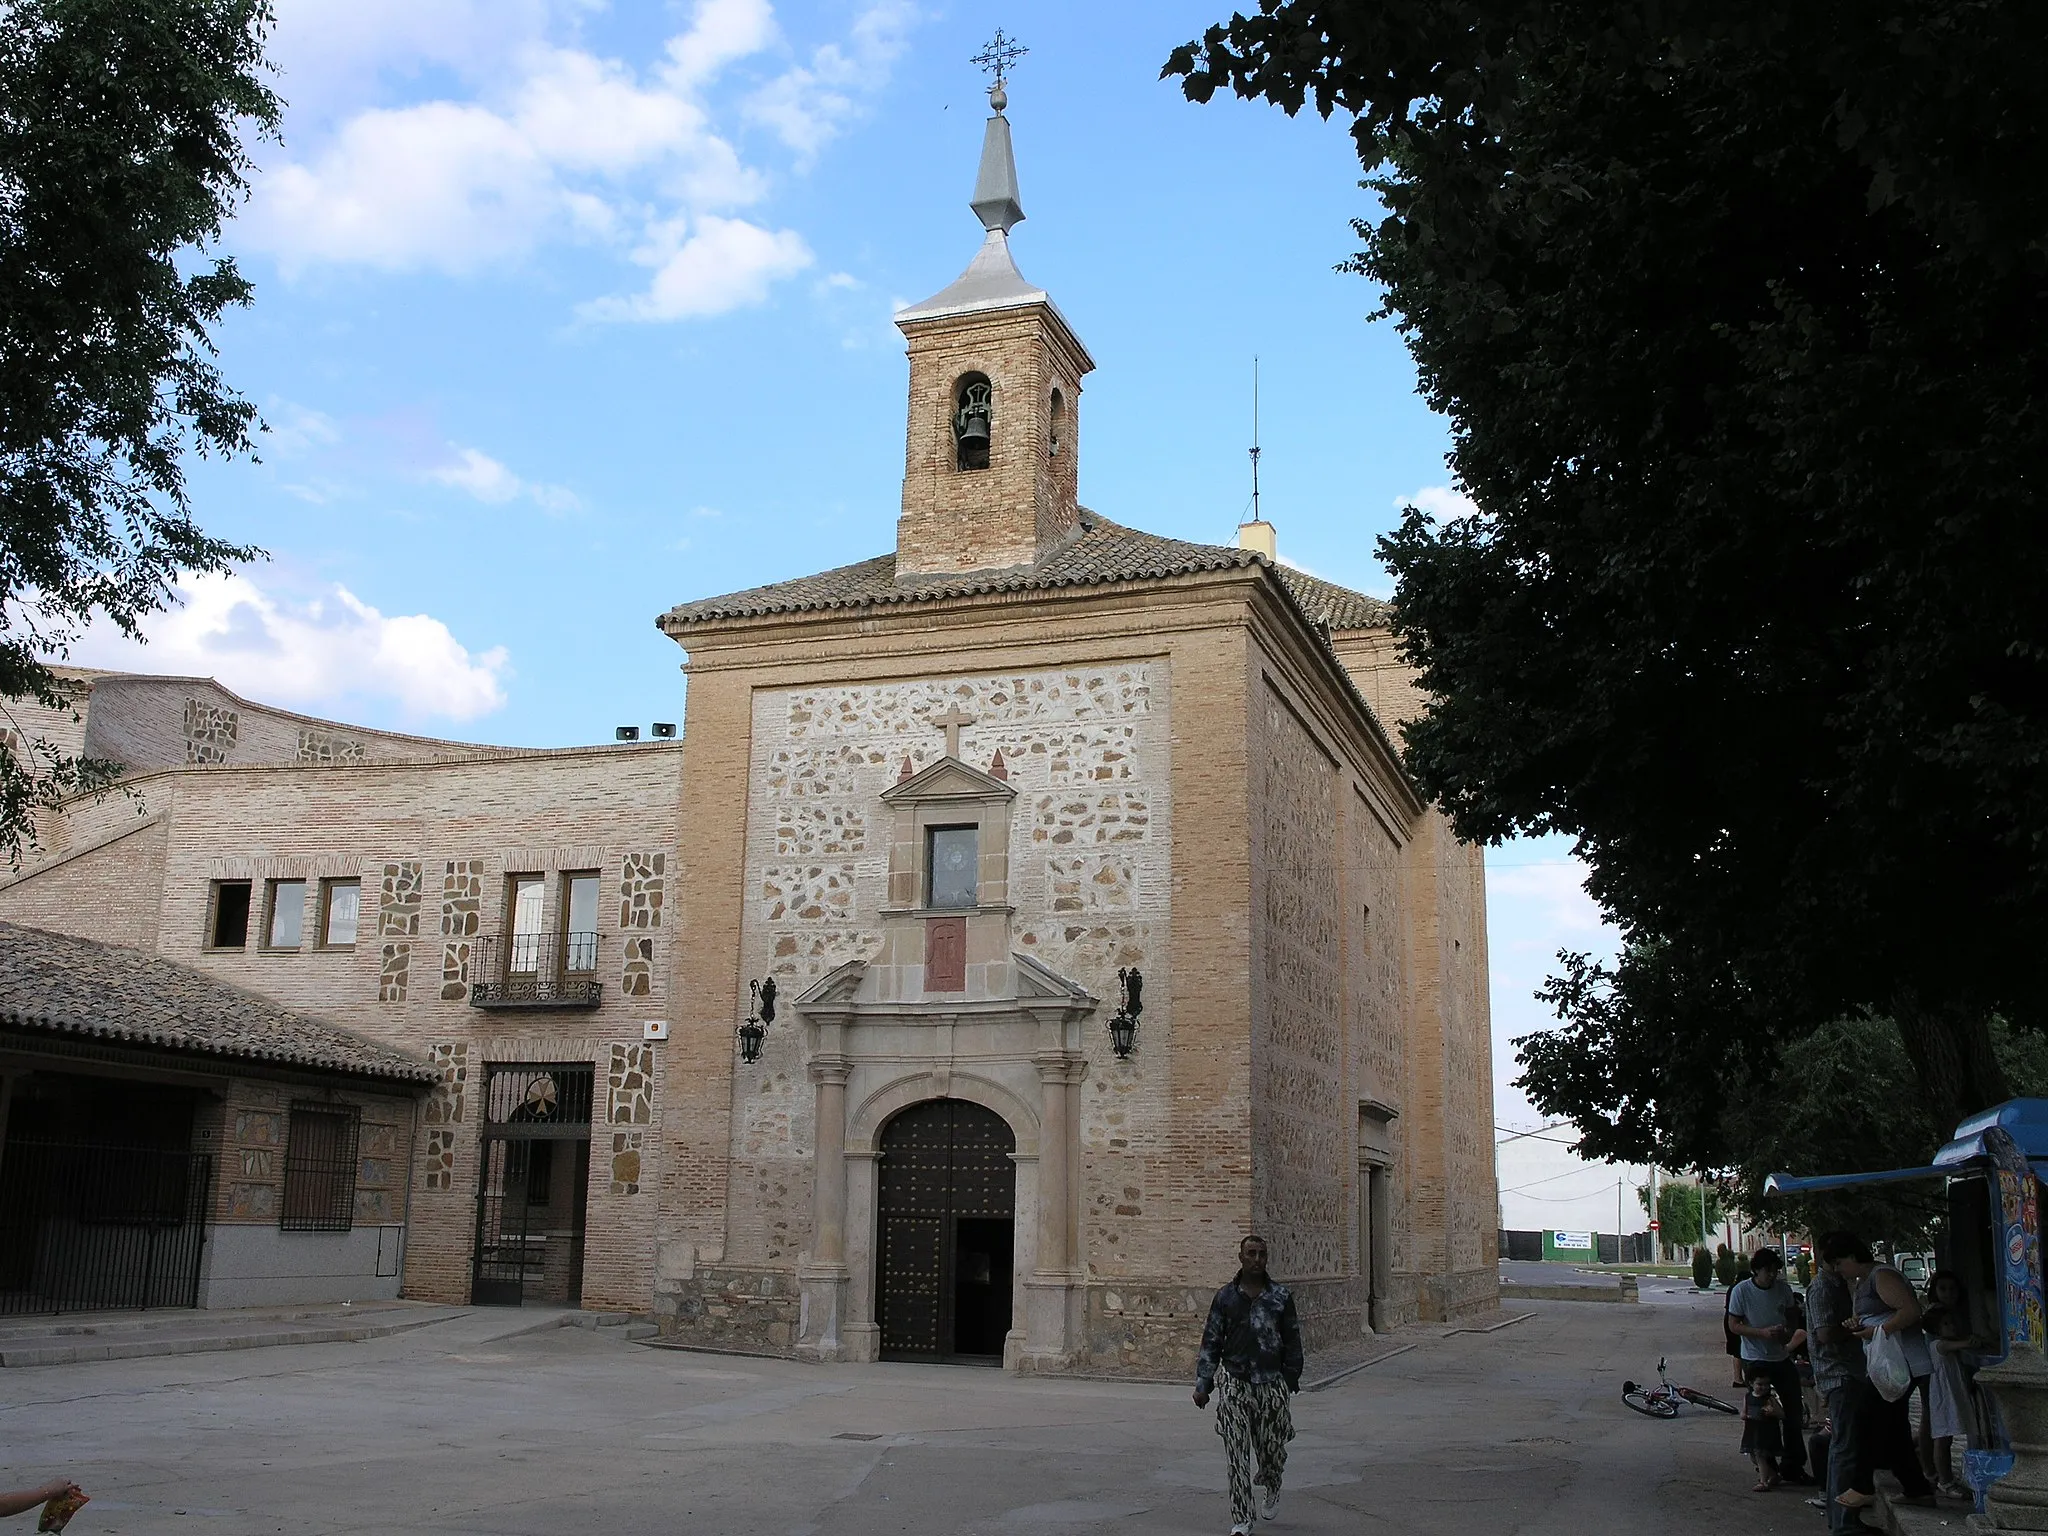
[1898,1251,1934,1286]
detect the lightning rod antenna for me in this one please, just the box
[1249,356,1262,526]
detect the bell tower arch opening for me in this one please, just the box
[954,374,993,472]
[875,1097,1016,1362]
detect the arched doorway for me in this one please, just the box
[876,1099,1015,1362]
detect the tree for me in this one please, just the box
[1637,1178,1720,1256]
[1720,1014,2048,1249]
[0,0,277,864]
[1166,3,2048,1150]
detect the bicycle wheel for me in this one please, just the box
[1677,1387,1740,1415]
[1623,1386,1679,1418]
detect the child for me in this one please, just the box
[1923,1269,1988,1499]
[1743,1367,1786,1492]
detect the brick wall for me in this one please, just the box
[0,744,685,1312]
[895,303,1090,575]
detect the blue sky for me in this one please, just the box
[67,0,1613,1144]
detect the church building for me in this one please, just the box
[645,86,1497,1372]
[0,85,1495,1373]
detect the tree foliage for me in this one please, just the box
[1637,1177,1720,1254]
[0,0,278,863]
[1167,2,2048,1148]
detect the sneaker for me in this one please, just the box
[1259,1486,1282,1521]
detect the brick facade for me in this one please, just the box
[1,743,684,1313]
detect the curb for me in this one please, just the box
[0,1310,464,1368]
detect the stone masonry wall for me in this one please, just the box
[1249,679,1350,1289]
[733,662,1176,1282]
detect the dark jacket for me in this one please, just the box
[1195,1278,1304,1393]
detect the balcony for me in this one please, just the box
[468,933,604,1010]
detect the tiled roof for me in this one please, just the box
[0,923,435,1084]
[658,511,1392,634]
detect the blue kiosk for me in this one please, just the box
[1766,1099,2048,1525]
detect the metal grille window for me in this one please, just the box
[281,1103,361,1231]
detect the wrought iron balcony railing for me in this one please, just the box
[468,933,604,1009]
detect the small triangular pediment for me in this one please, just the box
[1014,951,1095,1003]
[796,959,868,1008]
[881,756,1017,805]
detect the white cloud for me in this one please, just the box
[263,401,341,459]
[1488,858,1606,936]
[582,214,811,322]
[71,573,510,722]
[744,1,915,161]
[1404,484,1482,522]
[243,0,912,318]
[430,445,581,512]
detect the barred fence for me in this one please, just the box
[0,1142,213,1315]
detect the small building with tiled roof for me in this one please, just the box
[0,922,430,1313]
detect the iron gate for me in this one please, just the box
[876,1099,1016,1361]
[471,1064,593,1306]
[0,1142,213,1315]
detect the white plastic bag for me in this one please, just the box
[1867,1324,1913,1402]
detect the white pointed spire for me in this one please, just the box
[970,92,1024,234]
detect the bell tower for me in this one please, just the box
[894,50,1094,578]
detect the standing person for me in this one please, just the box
[1921,1269,1987,1499]
[1741,1369,1788,1491]
[1726,1249,1813,1483]
[1193,1236,1303,1535]
[1834,1242,1938,1509]
[1811,1233,1878,1533]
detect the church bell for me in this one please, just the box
[954,406,990,452]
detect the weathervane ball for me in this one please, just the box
[989,84,1008,112]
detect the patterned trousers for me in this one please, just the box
[1215,1374,1294,1527]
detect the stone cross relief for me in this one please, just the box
[930,704,976,759]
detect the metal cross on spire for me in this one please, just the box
[971,29,1028,109]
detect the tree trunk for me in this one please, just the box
[1892,996,2011,1136]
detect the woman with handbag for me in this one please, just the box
[1836,1248,1938,1509]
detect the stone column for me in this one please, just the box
[1023,1055,1081,1369]
[796,1055,852,1362]
[1036,1058,1070,1275]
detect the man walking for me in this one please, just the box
[1726,1248,1812,1482]
[1193,1236,1303,1534]
[1810,1234,1876,1532]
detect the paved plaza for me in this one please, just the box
[1,1285,1823,1535]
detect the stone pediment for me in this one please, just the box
[792,952,1094,1014]
[1014,952,1093,1002]
[881,756,1017,805]
[798,959,869,1008]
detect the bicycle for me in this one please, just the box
[1622,1357,1741,1418]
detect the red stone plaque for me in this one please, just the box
[925,916,967,993]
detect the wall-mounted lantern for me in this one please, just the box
[1109,967,1142,1060]
[739,976,778,1064]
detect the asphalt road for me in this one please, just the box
[0,1287,1828,1535]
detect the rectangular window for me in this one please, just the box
[508,876,545,973]
[209,880,252,948]
[320,879,361,948]
[926,825,980,910]
[265,879,307,949]
[563,872,599,973]
[280,1102,360,1231]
